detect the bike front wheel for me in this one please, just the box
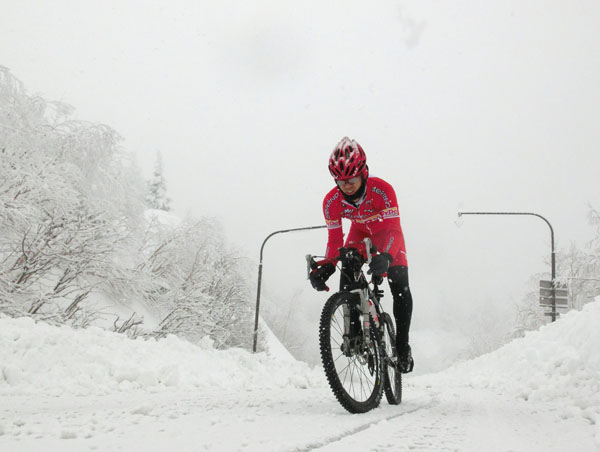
[319,292,383,413]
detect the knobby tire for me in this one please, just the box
[319,292,383,413]
[381,312,402,405]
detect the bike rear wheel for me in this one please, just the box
[380,312,402,405]
[319,293,383,413]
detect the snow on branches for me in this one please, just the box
[0,67,140,322]
[0,68,254,349]
[136,213,254,349]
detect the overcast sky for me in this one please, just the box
[3,1,600,356]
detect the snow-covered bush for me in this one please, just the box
[0,67,255,350]
[137,213,255,349]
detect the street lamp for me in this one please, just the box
[457,211,558,322]
[253,225,327,352]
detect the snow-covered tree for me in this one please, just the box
[146,151,171,211]
[554,206,600,310]
[137,214,255,349]
[0,67,255,350]
[515,204,600,334]
[0,66,145,324]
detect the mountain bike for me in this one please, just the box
[306,238,402,414]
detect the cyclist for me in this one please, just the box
[310,136,414,373]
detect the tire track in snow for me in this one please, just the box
[285,397,439,452]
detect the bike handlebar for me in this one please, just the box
[306,238,383,291]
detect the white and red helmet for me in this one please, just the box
[328,137,368,179]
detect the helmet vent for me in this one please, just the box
[328,137,367,180]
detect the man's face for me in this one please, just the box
[336,176,363,197]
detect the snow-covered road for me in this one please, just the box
[1,302,600,451]
[2,383,596,451]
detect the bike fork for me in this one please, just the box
[352,288,377,348]
[342,304,352,354]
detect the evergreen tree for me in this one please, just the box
[146,151,171,211]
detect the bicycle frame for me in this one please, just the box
[308,238,385,351]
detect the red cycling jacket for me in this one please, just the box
[322,176,408,267]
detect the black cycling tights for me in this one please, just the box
[387,265,413,347]
[339,264,413,346]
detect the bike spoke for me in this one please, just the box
[332,350,344,364]
[331,312,345,336]
[331,337,342,349]
[345,352,374,398]
[320,292,386,412]
[347,359,357,399]
[336,356,353,376]
[340,355,365,402]
[338,350,376,403]
[356,359,374,392]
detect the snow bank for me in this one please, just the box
[0,315,323,397]
[259,318,297,362]
[426,299,600,440]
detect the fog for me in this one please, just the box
[2,1,600,363]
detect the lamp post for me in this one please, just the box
[457,211,557,322]
[253,225,327,352]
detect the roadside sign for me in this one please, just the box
[539,280,569,307]
[540,288,568,298]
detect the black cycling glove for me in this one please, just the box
[310,263,335,291]
[367,253,393,284]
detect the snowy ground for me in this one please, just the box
[1,301,599,452]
